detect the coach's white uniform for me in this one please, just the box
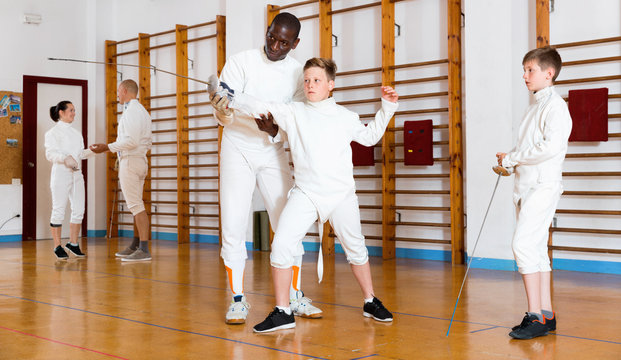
[502,86,572,274]
[109,99,152,215]
[45,121,92,224]
[218,48,304,265]
[233,94,398,275]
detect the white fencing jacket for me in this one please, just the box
[44,121,92,170]
[218,48,304,150]
[502,86,572,203]
[109,99,152,158]
[234,95,398,222]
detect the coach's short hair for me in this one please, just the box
[270,12,301,39]
[119,79,139,94]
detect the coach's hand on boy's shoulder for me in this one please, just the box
[255,112,279,137]
[381,86,398,103]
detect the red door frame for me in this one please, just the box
[22,76,88,241]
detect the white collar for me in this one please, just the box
[306,97,335,109]
[533,86,554,103]
[57,120,73,128]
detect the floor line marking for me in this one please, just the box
[0,325,129,359]
[0,293,329,359]
[1,259,620,345]
[470,326,499,334]
[350,354,378,360]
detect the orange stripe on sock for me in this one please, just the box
[291,266,300,291]
[224,265,236,295]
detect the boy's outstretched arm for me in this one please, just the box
[353,86,399,146]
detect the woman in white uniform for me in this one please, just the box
[44,100,92,259]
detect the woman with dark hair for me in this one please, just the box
[44,100,93,259]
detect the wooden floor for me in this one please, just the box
[0,238,619,359]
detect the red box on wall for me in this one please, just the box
[568,88,608,142]
[351,141,375,166]
[404,120,433,165]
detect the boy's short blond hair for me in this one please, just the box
[304,57,337,81]
[120,79,139,95]
[522,46,562,81]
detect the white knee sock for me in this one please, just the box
[290,255,303,300]
[224,259,245,296]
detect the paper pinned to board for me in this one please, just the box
[0,95,9,109]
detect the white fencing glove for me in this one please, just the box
[211,94,232,116]
[208,79,236,125]
[64,155,79,170]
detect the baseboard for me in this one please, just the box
[87,230,621,275]
[299,242,451,261]
[117,230,219,244]
[466,255,621,275]
[87,230,107,237]
[0,234,22,242]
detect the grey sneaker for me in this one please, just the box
[115,246,137,258]
[121,248,152,262]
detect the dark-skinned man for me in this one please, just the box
[210,12,322,325]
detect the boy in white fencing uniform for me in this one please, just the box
[90,79,153,262]
[45,100,93,259]
[496,46,572,340]
[220,57,398,332]
[211,12,322,324]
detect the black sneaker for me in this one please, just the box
[544,312,556,331]
[363,297,393,322]
[65,243,85,257]
[253,307,295,333]
[511,313,531,331]
[509,314,548,339]
[54,245,68,260]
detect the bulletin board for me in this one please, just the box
[0,91,23,184]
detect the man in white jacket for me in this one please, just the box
[91,79,153,262]
[496,46,572,340]
[224,57,398,333]
[210,12,322,325]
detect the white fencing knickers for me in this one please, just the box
[271,187,369,277]
[50,165,85,225]
[219,136,296,264]
[118,156,148,215]
[512,182,562,274]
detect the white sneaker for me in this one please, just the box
[290,291,323,319]
[226,295,250,324]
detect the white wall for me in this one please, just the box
[465,0,621,266]
[464,0,531,262]
[548,0,621,263]
[92,0,226,238]
[0,0,96,237]
[2,0,619,268]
